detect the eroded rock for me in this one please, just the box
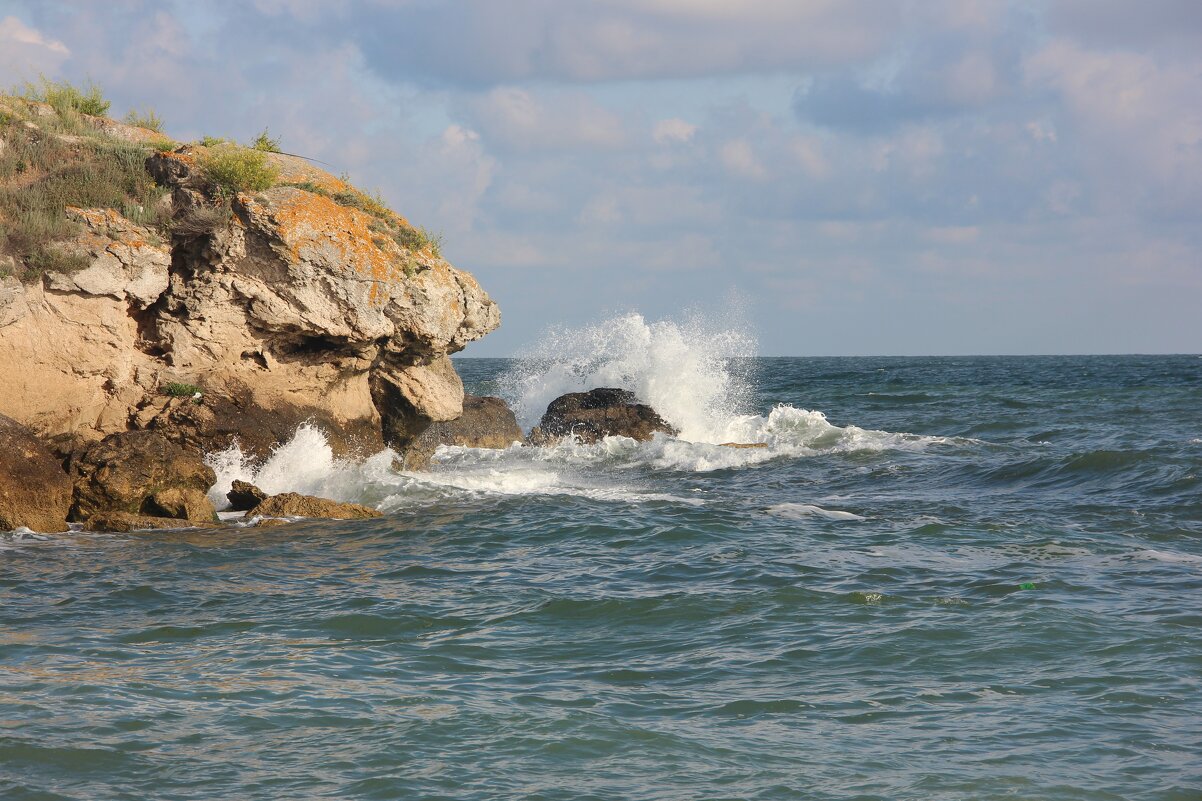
[67,430,216,522]
[528,388,677,445]
[227,480,268,512]
[248,493,382,520]
[0,414,72,532]
[145,487,217,522]
[399,394,522,470]
[83,511,219,533]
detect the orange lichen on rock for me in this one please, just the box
[245,188,409,306]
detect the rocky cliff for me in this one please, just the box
[0,95,498,460]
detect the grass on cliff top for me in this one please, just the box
[0,84,171,282]
[198,144,278,198]
[15,76,111,118]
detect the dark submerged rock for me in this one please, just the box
[399,394,523,470]
[83,511,219,533]
[0,413,72,532]
[527,388,677,445]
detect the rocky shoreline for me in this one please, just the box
[0,385,679,533]
[0,95,697,534]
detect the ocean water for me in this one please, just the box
[3,315,1201,800]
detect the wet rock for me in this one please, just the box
[0,413,72,532]
[399,394,523,470]
[527,388,677,445]
[227,480,268,512]
[67,430,216,522]
[83,511,219,533]
[248,493,382,520]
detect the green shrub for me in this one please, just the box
[124,107,163,132]
[162,382,202,397]
[149,139,176,153]
[198,135,227,147]
[392,224,442,257]
[251,128,281,152]
[16,76,110,117]
[198,145,278,197]
[333,188,391,218]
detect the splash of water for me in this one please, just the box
[497,312,758,442]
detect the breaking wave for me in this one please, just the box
[204,312,947,511]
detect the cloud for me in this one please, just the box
[0,15,70,80]
[0,1,1198,354]
[1024,38,1202,213]
[355,0,902,86]
[463,87,627,152]
[652,118,696,145]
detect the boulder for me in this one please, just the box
[248,493,382,520]
[82,511,219,533]
[227,480,268,512]
[145,487,217,522]
[398,394,523,470]
[67,430,217,522]
[0,413,72,532]
[527,388,677,445]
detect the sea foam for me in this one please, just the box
[204,312,945,508]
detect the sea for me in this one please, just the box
[2,313,1201,800]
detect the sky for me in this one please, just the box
[1,0,1199,356]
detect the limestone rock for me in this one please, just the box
[248,493,382,520]
[373,355,465,452]
[83,511,219,533]
[0,112,499,461]
[145,487,217,522]
[0,209,169,439]
[227,480,268,512]
[0,273,28,328]
[45,207,170,308]
[528,388,678,445]
[0,413,72,532]
[67,430,216,521]
[400,394,522,470]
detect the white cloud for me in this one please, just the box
[720,139,766,180]
[652,117,697,144]
[0,15,69,80]
[465,87,627,152]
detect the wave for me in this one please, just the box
[496,311,756,442]
[202,312,948,510]
[766,503,866,521]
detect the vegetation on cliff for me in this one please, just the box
[0,79,442,283]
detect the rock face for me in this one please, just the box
[67,431,217,522]
[528,388,677,445]
[399,394,523,469]
[0,121,499,463]
[249,493,382,520]
[0,414,72,532]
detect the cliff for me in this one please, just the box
[0,93,499,460]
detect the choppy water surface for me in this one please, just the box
[3,322,1201,799]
